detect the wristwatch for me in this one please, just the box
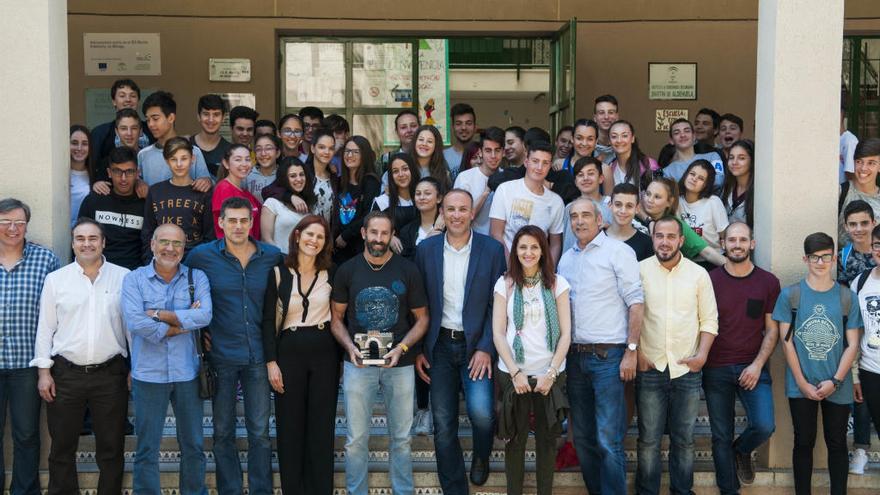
[150,310,162,322]
[627,342,639,352]
[831,377,842,390]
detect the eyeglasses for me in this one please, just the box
[255,146,277,153]
[281,129,304,137]
[807,254,834,264]
[156,239,184,248]
[871,242,880,251]
[343,149,361,156]
[0,220,27,229]
[109,168,138,178]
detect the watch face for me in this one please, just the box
[627,343,638,351]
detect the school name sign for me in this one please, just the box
[649,63,697,100]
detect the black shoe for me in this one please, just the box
[735,449,755,485]
[470,456,489,486]
[124,419,135,435]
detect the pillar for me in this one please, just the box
[752,0,845,469]
[0,0,70,255]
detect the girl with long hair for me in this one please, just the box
[70,125,92,227]
[212,144,261,239]
[722,139,755,228]
[261,158,318,254]
[411,125,452,192]
[371,153,418,254]
[332,135,381,263]
[677,159,730,255]
[602,120,659,194]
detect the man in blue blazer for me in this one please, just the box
[415,188,506,494]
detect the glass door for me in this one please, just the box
[549,18,577,138]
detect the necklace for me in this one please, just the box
[523,272,542,287]
[364,254,391,272]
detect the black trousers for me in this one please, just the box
[275,326,340,495]
[860,368,880,436]
[47,356,128,495]
[788,397,850,495]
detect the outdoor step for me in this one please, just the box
[11,470,880,493]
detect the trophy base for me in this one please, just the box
[357,357,390,366]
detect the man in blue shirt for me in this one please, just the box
[185,197,282,495]
[0,198,60,495]
[122,223,212,495]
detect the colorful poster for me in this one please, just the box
[83,33,161,76]
[383,39,449,146]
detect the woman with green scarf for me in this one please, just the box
[493,225,572,495]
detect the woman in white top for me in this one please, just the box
[602,120,659,194]
[261,158,316,253]
[721,139,755,228]
[69,125,92,227]
[677,159,729,255]
[493,225,571,495]
[262,214,338,495]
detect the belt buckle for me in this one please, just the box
[82,363,101,373]
[450,329,464,340]
[317,322,326,330]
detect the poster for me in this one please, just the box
[649,63,697,100]
[84,88,155,130]
[655,109,689,132]
[84,33,161,76]
[284,43,345,108]
[383,39,449,146]
[209,58,252,82]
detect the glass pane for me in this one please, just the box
[284,42,345,108]
[353,114,386,156]
[560,30,572,99]
[353,42,414,107]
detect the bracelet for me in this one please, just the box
[548,366,559,380]
[398,343,409,354]
[512,369,522,379]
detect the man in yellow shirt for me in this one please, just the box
[636,215,719,495]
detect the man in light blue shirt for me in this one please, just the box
[662,118,725,192]
[557,197,644,495]
[122,223,212,495]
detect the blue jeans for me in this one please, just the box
[702,365,775,495]
[567,347,628,495]
[342,361,415,495]
[132,378,206,495]
[211,361,272,495]
[0,367,41,495]
[636,368,701,495]
[429,335,494,495]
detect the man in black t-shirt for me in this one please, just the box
[78,146,146,269]
[331,210,428,495]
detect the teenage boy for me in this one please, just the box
[90,79,153,166]
[229,106,258,148]
[489,141,564,264]
[444,103,477,177]
[191,94,231,177]
[606,183,654,261]
[78,146,146,270]
[850,224,880,475]
[138,91,212,189]
[839,138,880,247]
[694,108,721,149]
[254,119,276,139]
[719,113,745,158]
[562,157,612,252]
[704,222,780,493]
[773,232,861,495]
[92,108,146,187]
[662,119,725,191]
[324,114,350,175]
[502,126,527,168]
[299,106,325,152]
[453,126,504,234]
[593,94,619,164]
[839,200,877,285]
[378,110,420,180]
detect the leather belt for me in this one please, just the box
[569,343,625,359]
[282,321,328,332]
[440,327,466,341]
[55,354,124,374]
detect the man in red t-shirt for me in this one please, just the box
[704,221,781,493]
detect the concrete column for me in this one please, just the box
[753,0,844,469]
[0,1,70,255]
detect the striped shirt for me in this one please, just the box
[0,242,60,369]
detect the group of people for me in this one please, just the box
[0,76,876,495]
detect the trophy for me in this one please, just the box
[353,330,395,366]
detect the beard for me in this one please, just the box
[367,241,389,257]
[656,248,680,263]
[726,249,751,263]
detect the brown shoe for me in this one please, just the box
[735,449,755,485]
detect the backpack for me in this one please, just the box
[783,278,862,342]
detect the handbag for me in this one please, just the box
[188,268,216,399]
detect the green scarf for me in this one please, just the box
[512,274,560,364]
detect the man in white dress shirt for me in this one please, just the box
[32,218,130,495]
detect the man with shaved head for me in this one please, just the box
[122,223,213,494]
[557,197,644,495]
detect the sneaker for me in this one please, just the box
[412,408,433,436]
[850,448,869,475]
[735,450,755,485]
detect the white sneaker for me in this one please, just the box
[412,408,433,436]
[850,448,869,475]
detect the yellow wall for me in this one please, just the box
[66,0,880,155]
